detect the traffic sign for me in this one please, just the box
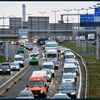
[80,14,94,27]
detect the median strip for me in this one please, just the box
[0,66,31,96]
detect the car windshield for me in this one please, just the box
[59,85,74,91]
[64,68,75,73]
[43,65,53,69]
[14,58,23,61]
[1,64,9,69]
[63,75,74,79]
[10,63,18,66]
[30,54,37,57]
[65,55,74,59]
[28,81,44,87]
[47,54,56,58]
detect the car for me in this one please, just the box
[17,89,34,99]
[41,69,52,82]
[52,93,70,99]
[14,54,24,68]
[0,62,11,75]
[25,42,33,51]
[62,73,76,84]
[32,70,52,82]
[27,75,48,97]
[17,46,24,54]
[63,63,78,82]
[64,59,79,75]
[58,82,76,98]
[64,52,76,60]
[10,62,20,71]
[42,61,55,77]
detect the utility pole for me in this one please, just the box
[39,11,46,38]
[96,27,100,60]
[51,10,59,40]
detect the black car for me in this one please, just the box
[0,63,11,75]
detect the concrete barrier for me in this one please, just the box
[0,66,31,96]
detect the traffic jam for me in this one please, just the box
[0,38,80,99]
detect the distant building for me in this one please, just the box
[28,16,49,38]
[0,29,18,41]
[9,17,22,29]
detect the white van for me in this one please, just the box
[14,54,24,68]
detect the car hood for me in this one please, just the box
[59,89,75,94]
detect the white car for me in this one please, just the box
[42,61,55,77]
[63,63,77,82]
[17,89,34,99]
[62,73,76,84]
[10,62,20,71]
[14,54,24,68]
[53,93,70,99]
[64,52,76,60]
[64,58,79,75]
[41,69,52,82]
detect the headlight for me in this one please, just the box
[40,90,43,93]
[7,69,10,71]
[71,92,75,95]
[0,69,2,71]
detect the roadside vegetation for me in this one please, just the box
[0,55,6,63]
[59,40,100,98]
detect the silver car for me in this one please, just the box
[58,82,76,98]
[17,89,34,99]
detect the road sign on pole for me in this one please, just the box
[96,27,100,60]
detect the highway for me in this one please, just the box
[0,48,79,99]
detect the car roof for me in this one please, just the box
[65,51,75,55]
[64,63,77,68]
[42,61,54,65]
[41,69,51,72]
[29,75,45,81]
[14,54,24,58]
[32,71,47,75]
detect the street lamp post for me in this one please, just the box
[73,8,82,47]
[51,10,59,40]
[39,12,46,38]
[93,3,100,59]
[63,9,72,40]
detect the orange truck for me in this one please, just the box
[27,75,49,97]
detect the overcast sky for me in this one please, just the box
[0,1,100,26]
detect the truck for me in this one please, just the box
[27,75,48,97]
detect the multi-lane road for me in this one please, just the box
[0,43,87,99]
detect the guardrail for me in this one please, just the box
[73,51,87,98]
[0,66,31,96]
